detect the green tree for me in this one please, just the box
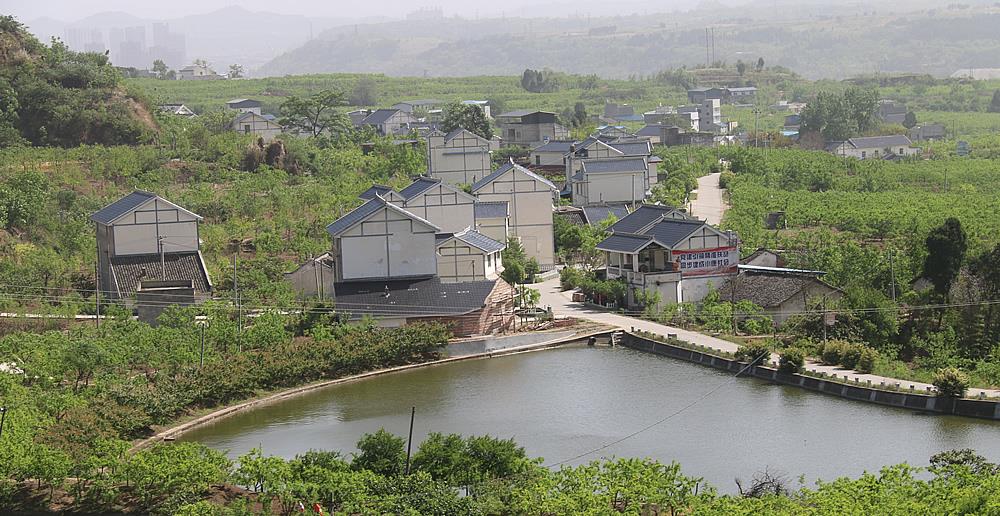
[440,102,492,140]
[412,432,468,484]
[903,111,918,129]
[736,60,747,76]
[756,57,765,72]
[350,76,379,106]
[352,429,406,477]
[152,59,169,79]
[778,348,805,374]
[923,218,967,298]
[279,89,350,140]
[933,367,969,398]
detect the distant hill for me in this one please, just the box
[259,6,1000,80]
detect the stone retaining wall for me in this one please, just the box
[623,332,1000,421]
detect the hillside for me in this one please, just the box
[260,5,1000,80]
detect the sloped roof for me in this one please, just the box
[475,201,509,219]
[644,219,704,247]
[359,185,395,200]
[399,176,442,200]
[609,204,689,234]
[581,158,648,174]
[110,252,211,298]
[596,233,655,253]
[91,191,201,225]
[608,141,652,156]
[497,109,552,118]
[437,228,505,253]
[326,197,441,237]
[533,140,577,153]
[333,277,498,318]
[582,204,628,226]
[442,127,488,143]
[718,272,838,308]
[847,135,913,149]
[361,109,402,125]
[471,162,558,193]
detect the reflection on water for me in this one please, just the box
[181,345,1000,490]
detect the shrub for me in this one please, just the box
[840,344,863,369]
[735,341,772,365]
[778,348,805,374]
[719,170,736,189]
[933,367,969,398]
[856,347,879,374]
[559,267,582,291]
[820,340,849,365]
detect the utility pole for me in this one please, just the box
[200,323,206,368]
[405,406,416,475]
[0,406,7,440]
[889,249,897,303]
[95,262,101,330]
[158,236,166,279]
[753,108,761,148]
[822,296,828,345]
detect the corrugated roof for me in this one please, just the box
[91,191,156,225]
[581,158,647,174]
[471,162,557,193]
[399,176,441,200]
[110,252,211,298]
[333,277,498,317]
[475,201,508,219]
[596,233,654,253]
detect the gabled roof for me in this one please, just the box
[226,98,261,107]
[608,141,652,156]
[644,219,705,247]
[608,204,691,234]
[596,233,655,253]
[532,140,577,153]
[333,277,499,318]
[497,109,553,118]
[582,204,628,226]
[359,185,395,200]
[326,197,442,237]
[637,124,669,137]
[581,157,648,174]
[361,109,403,125]
[395,99,442,107]
[442,127,489,143]
[399,176,442,200]
[471,162,558,193]
[846,135,914,149]
[475,201,509,219]
[719,272,839,308]
[110,252,211,298]
[91,191,201,225]
[437,228,506,253]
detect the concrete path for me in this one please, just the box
[689,172,726,225]
[536,276,1000,398]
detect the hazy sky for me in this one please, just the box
[4,0,700,22]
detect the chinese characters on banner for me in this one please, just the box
[672,247,739,275]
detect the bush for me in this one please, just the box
[820,340,849,365]
[559,267,582,291]
[840,344,863,369]
[735,341,772,365]
[856,347,879,374]
[778,348,805,374]
[933,367,969,398]
[719,170,736,189]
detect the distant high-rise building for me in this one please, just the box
[149,22,186,69]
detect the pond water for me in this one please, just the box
[181,345,1000,490]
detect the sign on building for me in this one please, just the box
[672,247,739,276]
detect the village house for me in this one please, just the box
[718,265,843,325]
[878,100,908,125]
[495,110,570,147]
[908,123,946,141]
[226,98,262,115]
[687,86,757,105]
[396,176,478,233]
[569,157,649,207]
[828,135,920,160]
[473,201,511,246]
[435,228,505,283]
[229,112,282,142]
[159,104,196,117]
[596,204,738,308]
[283,253,336,301]
[687,87,727,104]
[91,191,212,322]
[360,109,418,136]
[472,162,559,271]
[426,128,493,186]
[529,140,577,167]
[391,99,443,114]
[177,63,222,80]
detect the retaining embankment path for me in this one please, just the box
[624,332,1000,420]
[130,328,612,452]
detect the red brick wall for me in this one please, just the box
[418,279,514,337]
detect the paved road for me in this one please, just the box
[536,276,1000,398]
[689,172,726,225]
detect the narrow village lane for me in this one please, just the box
[689,172,726,225]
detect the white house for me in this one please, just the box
[472,162,559,271]
[529,140,576,167]
[178,63,222,80]
[474,201,510,247]
[436,228,505,283]
[226,99,262,115]
[829,135,920,160]
[91,191,212,304]
[596,204,738,308]
[570,157,649,207]
[360,109,417,136]
[426,129,493,186]
[397,176,478,233]
[325,196,440,282]
[230,112,282,142]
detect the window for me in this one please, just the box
[536,155,541,165]
[861,151,866,159]
[243,124,251,135]
[900,148,905,154]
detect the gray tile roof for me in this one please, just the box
[718,272,836,308]
[333,277,498,318]
[110,252,211,298]
[475,201,509,219]
[91,190,156,225]
[582,204,629,226]
[636,125,664,137]
[497,109,551,118]
[644,219,704,247]
[609,204,686,234]
[581,158,648,174]
[608,141,652,156]
[847,135,913,149]
[596,233,654,253]
[453,229,505,253]
[361,109,401,126]
[399,176,441,200]
[326,198,384,237]
[471,162,557,193]
[359,185,395,200]
[533,140,577,153]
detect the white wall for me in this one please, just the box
[427,131,492,186]
[403,184,477,233]
[475,170,555,269]
[338,206,438,281]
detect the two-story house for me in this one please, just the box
[426,129,493,186]
[360,109,417,136]
[472,162,559,271]
[436,228,505,283]
[91,191,212,322]
[570,157,649,207]
[596,204,738,308]
[397,176,478,233]
[828,135,921,160]
[495,110,570,148]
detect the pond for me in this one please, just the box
[180,345,1000,490]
